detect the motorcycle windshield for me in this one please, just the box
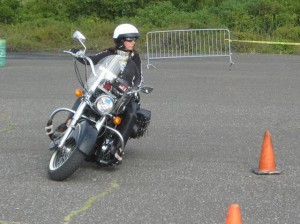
[85,55,122,92]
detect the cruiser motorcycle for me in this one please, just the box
[45,31,153,181]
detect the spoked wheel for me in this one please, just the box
[48,139,85,181]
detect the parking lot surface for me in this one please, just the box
[0,53,299,224]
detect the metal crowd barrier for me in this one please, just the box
[146,29,234,68]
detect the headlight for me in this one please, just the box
[95,95,114,115]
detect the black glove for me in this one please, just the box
[70,48,79,54]
[134,92,140,103]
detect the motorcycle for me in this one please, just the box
[45,31,153,181]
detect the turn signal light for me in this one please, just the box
[75,89,83,98]
[113,116,122,125]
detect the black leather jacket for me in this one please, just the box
[83,48,143,87]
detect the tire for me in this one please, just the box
[48,139,85,181]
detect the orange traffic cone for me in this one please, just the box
[225,204,242,224]
[252,130,282,174]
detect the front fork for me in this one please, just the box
[45,100,88,148]
[58,101,87,148]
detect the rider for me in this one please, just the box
[71,23,143,162]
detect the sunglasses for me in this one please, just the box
[124,38,137,42]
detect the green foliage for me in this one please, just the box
[131,1,223,29]
[16,0,69,22]
[171,0,203,12]
[0,0,20,24]
[0,0,299,54]
[62,0,136,21]
[274,26,300,42]
[171,0,225,12]
[2,19,71,51]
[133,1,177,28]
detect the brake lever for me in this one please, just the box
[63,50,85,58]
[127,86,140,95]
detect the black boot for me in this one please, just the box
[110,141,124,164]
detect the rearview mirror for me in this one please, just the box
[72,31,86,43]
[141,86,154,94]
[72,31,87,53]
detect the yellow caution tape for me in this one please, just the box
[226,39,300,46]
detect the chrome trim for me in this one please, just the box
[49,107,96,124]
[58,101,87,148]
[105,126,125,150]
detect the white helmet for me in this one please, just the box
[113,24,140,42]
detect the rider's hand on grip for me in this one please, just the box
[134,92,140,103]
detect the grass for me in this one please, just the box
[0,20,299,54]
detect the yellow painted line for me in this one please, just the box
[226,39,300,46]
[0,124,16,134]
[63,180,120,224]
[0,113,10,120]
[0,113,16,134]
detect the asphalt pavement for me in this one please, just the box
[0,52,299,224]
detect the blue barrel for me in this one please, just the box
[0,39,6,67]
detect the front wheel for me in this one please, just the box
[48,139,85,181]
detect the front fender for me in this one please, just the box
[70,120,98,156]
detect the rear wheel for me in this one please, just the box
[48,139,85,181]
